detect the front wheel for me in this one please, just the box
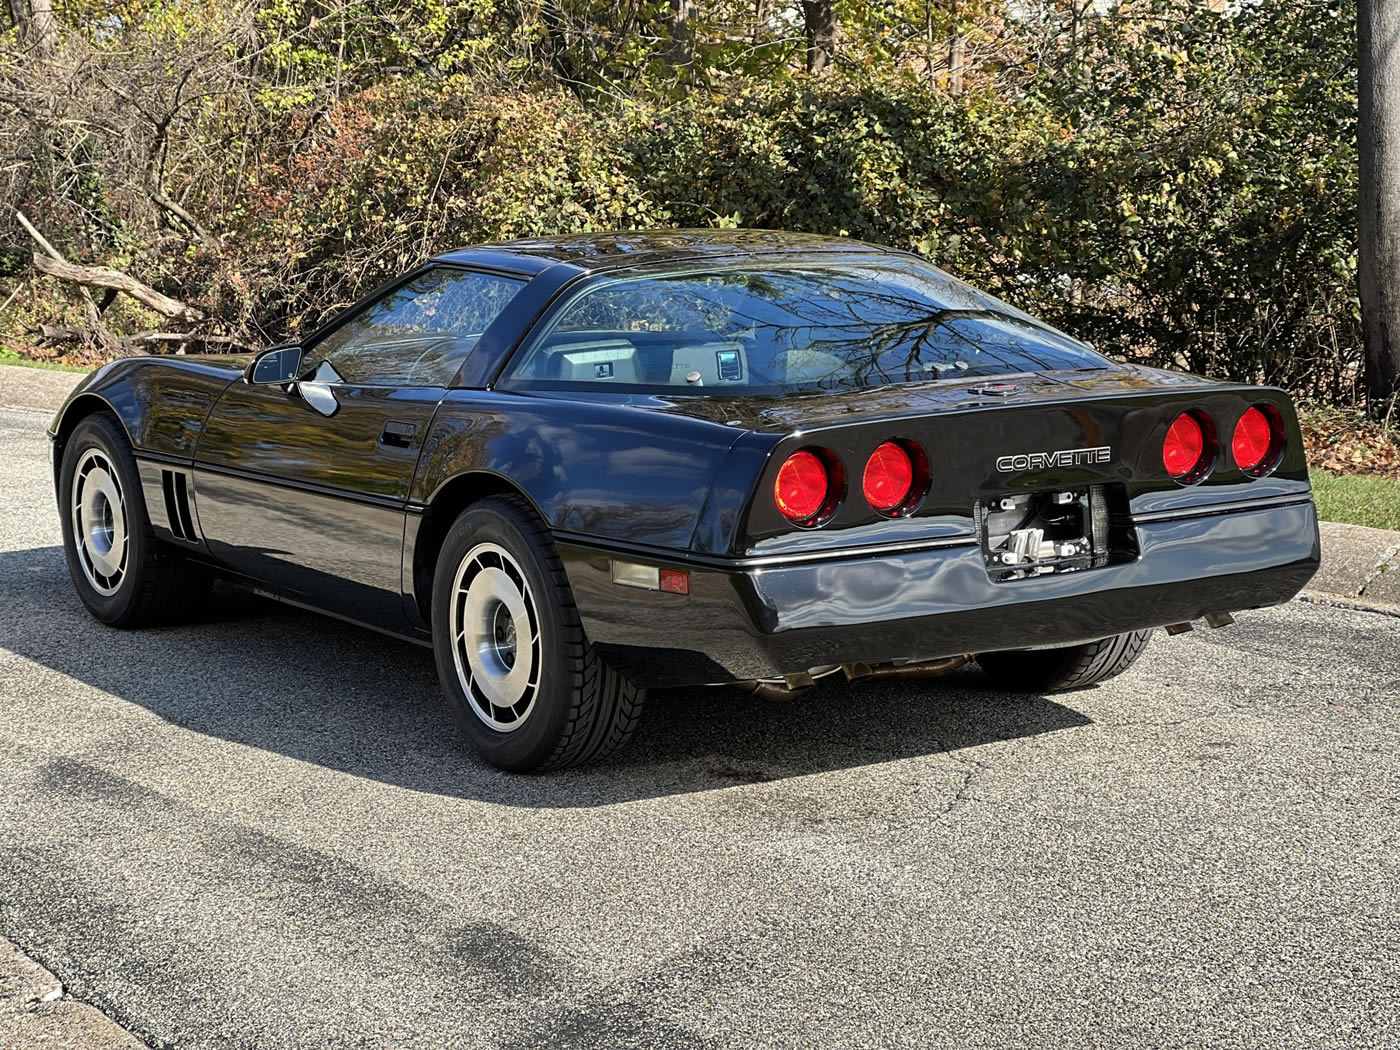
[976,630,1152,693]
[58,413,210,627]
[430,495,645,772]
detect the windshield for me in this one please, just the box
[500,256,1106,396]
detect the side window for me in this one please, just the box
[309,268,524,386]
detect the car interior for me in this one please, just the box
[525,328,849,388]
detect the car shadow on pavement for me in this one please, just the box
[1,546,1093,807]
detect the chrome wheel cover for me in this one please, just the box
[71,448,128,597]
[449,542,541,732]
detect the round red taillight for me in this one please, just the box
[774,450,831,523]
[863,441,915,513]
[1163,411,1212,481]
[1233,405,1281,475]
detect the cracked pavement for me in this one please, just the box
[2,403,1399,1050]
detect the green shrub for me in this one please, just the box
[220,81,663,337]
[4,0,1362,403]
[618,0,1358,398]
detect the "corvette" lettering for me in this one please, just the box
[995,446,1112,472]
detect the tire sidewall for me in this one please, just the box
[58,415,153,624]
[431,500,577,771]
[978,630,1150,693]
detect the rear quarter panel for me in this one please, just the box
[413,391,751,549]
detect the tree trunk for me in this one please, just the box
[29,0,55,56]
[801,0,836,76]
[752,0,769,47]
[664,0,692,72]
[6,0,28,36]
[947,0,964,97]
[1359,0,1400,412]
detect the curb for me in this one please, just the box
[1311,521,1400,613]
[3,361,1399,614]
[0,937,149,1049]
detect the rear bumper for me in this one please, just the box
[559,499,1321,688]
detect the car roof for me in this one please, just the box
[431,229,895,276]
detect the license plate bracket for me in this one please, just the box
[978,486,1113,582]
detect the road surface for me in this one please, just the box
[1,404,1397,1049]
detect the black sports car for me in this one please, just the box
[49,231,1320,771]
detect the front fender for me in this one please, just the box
[49,355,244,460]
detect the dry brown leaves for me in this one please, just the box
[12,341,109,369]
[1300,404,1400,479]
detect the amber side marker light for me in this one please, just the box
[1163,410,1215,483]
[774,449,834,524]
[611,561,690,594]
[1232,405,1284,476]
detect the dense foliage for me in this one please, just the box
[0,0,1361,399]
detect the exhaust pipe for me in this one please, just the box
[1165,612,1236,636]
[844,656,969,682]
[735,656,969,702]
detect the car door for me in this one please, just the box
[193,266,526,630]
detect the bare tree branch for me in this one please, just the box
[148,184,220,250]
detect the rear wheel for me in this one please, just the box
[58,413,211,627]
[976,630,1152,693]
[431,495,645,772]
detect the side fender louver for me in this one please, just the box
[161,469,197,542]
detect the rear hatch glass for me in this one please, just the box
[501,255,1108,396]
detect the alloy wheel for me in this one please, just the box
[71,448,128,597]
[448,542,542,732]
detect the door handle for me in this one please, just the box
[380,420,417,448]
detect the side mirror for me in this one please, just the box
[298,382,339,417]
[245,345,304,385]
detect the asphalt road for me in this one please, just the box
[1,404,1398,1050]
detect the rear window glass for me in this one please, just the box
[501,256,1106,395]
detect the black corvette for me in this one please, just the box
[49,230,1320,771]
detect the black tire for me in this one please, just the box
[976,630,1152,693]
[58,413,211,627]
[430,494,645,772]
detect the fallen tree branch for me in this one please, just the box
[16,212,238,359]
[31,323,82,343]
[15,210,123,355]
[31,324,250,354]
[30,323,85,343]
[14,211,65,263]
[31,254,204,323]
